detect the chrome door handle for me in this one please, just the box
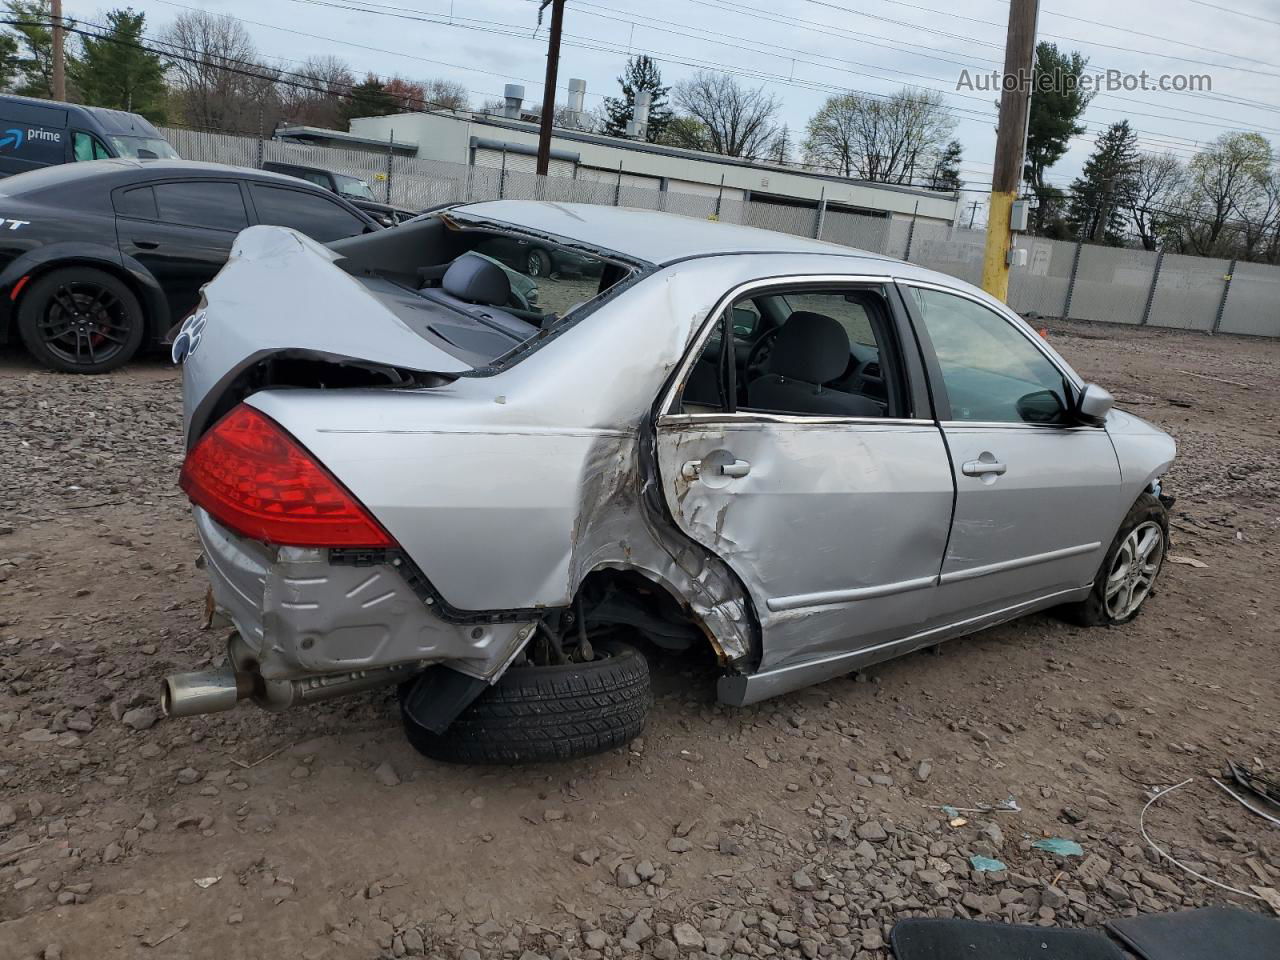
[681,458,751,480]
[962,459,1007,477]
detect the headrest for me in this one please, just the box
[767,311,850,384]
[442,254,511,306]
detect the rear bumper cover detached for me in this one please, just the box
[190,507,535,701]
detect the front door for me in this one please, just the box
[654,281,955,676]
[900,283,1123,623]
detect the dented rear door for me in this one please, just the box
[655,416,953,672]
[652,287,954,674]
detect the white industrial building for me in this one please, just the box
[277,82,959,230]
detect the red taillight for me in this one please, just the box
[180,405,393,548]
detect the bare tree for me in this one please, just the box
[1233,163,1280,262]
[1125,152,1186,251]
[423,77,469,111]
[670,71,780,159]
[278,55,353,128]
[161,10,280,134]
[803,87,955,184]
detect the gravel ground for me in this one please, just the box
[0,319,1278,960]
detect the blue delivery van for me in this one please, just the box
[0,94,179,177]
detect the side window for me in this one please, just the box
[153,181,248,232]
[909,287,1071,424]
[113,185,157,220]
[678,286,905,419]
[72,131,112,161]
[249,184,367,243]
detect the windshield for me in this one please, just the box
[334,173,375,201]
[109,135,180,160]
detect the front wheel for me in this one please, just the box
[401,640,650,764]
[1057,491,1168,627]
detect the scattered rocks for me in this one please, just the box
[121,707,159,731]
[671,922,704,950]
[373,761,400,787]
[855,820,888,842]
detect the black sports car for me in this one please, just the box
[0,159,380,372]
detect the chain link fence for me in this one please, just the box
[161,126,1280,338]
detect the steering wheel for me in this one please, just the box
[745,327,780,382]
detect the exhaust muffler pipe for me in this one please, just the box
[161,661,255,718]
[162,633,425,718]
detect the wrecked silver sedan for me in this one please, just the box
[167,201,1176,763]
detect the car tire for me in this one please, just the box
[17,267,145,374]
[526,248,552,278]
[400,641,650,764]
[1056,491,1168,627]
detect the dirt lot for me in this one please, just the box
[0,320,1277,960]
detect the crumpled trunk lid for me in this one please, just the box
[178,225,474,445]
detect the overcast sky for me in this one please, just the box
[67,0,1280,212]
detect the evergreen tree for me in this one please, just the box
[7,0,78,98]
[339,75,399,125]
[1024,43,1093,233]
[929,139,963,191]
[70,9,167,122]
[1067,120,1140,245]
[0,33,18,91]
[601,55,672,143]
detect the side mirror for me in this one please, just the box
[1075,383,1114,425]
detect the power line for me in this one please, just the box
[567,0,1280,134]
[786,0,1280,78]
[814,0,1280,71]
[672,0,1280,119]
[148,0,598,102]
[670,0,1280,119]
[273,0,1280,152]
[1182,0,1280,29]
[13,17,530,123]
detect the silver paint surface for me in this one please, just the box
[182,204,1177,709]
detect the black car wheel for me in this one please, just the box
[17,268,145,374]
[401,640,650,764]
[526,248,552,278]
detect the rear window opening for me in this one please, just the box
[328,214,637,369]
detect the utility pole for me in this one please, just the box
[980,0,1039,301]
[51,0,66,101]
[535,0,566,176]
[967,200,980,229]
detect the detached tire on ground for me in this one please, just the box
[1056,491,1168,627]
[402,641,650,764]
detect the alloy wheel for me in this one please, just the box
[1104,520,1164,619]
[38,280,134,368]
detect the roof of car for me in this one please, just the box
[451,200,896,267]
[0,158,378,210]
